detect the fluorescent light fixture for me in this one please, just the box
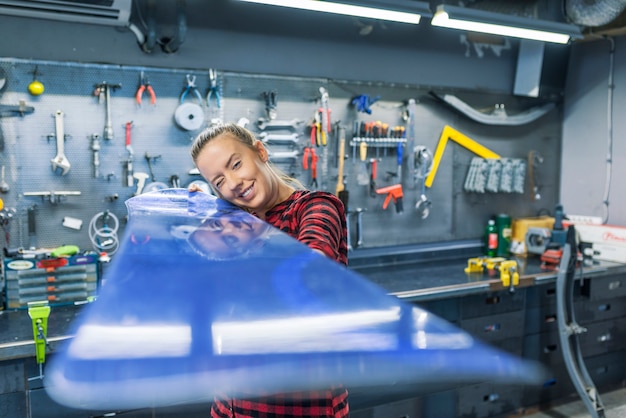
[236,0,431,25]
[431,4,582,44]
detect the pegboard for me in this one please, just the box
[0,57,420,254]
[0,58,228,254]
[0,57,560,255]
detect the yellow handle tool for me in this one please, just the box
[336,132,346,196]
[28,301,51,366]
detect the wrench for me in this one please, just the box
[90,133,100,179]
[95,82,121,141]
[258,132,300,145]
[257,118,302,131]
[267,150,299,160]
[51,110,71,175]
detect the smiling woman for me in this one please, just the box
[190,122,350,417]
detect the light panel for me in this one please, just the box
[431,4,582,44]
[236,0,431,25]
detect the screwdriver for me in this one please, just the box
[397,141,403,184]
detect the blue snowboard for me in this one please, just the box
[45,189,545,410]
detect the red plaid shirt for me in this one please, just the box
[211,190,349,417]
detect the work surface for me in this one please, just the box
[1,248,622,361]
[353,253,625,301]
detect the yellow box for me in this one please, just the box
[511,216,555,254]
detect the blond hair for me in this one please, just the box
[190,123,304,195]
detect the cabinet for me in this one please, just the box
[353,271,626,418]
[3,253,99,309]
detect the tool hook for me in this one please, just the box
[264,90,277,120]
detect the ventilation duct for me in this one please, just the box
[0,0,132,26]
[565,0,626,27]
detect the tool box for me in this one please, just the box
[3,252,100,309]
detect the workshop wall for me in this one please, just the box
[0,4,571,254]
[0,56,561,254]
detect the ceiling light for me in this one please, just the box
[236,0,431,25]
[431,4,582,44]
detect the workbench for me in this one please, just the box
[349,240,626,417]
[1,241,625,417]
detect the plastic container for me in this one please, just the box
[495,214,512,257]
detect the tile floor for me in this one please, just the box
[523,386,626,418]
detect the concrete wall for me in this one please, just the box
[562,36,626,225]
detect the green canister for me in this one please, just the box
[495,214,512,256]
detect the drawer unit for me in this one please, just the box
[459,288,525,319]
[460,310,525,345]
[4,253,99,309]
[523,331,564,366]
[585,350,626,389]
[577,296,626,324]
[525,294,625,336]
[525,280,585,309]
[457,381,523,418]
[416,298,460,323]
[583,273,626,300]
[523,364,575,408]
[350,396,422,418]
[579,317,626,357]
[525,304,559,335]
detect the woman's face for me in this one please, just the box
[195,133,275,213]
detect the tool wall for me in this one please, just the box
[0,57,562,256]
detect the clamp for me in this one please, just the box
[464,257,519,291]
[28,301,51,379]
[135,71,156,106]
[206,68,221,108]
[464,256,507,273]
[498,260,519,289]
[375,184,403,213]
[181,74,203,105]
[351,94,380,114]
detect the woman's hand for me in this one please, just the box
[188,183,205,193]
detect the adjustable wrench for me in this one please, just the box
[51,110,71,175]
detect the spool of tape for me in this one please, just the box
[526,227,551,254]
[143,182,169,194]
[174,102,205,131]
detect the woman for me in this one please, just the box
[190,122,349,418]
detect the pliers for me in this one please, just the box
[302,147,318,189]
[206,69,221,108]
[135,71,156,106]
[180,74,203,104]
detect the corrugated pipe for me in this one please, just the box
[469,0,626,27]
[141,0,157,54]
[161,0,187,54]
[565,0,626,27]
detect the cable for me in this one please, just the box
[88,211,120,256]
[602,36,615,224]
